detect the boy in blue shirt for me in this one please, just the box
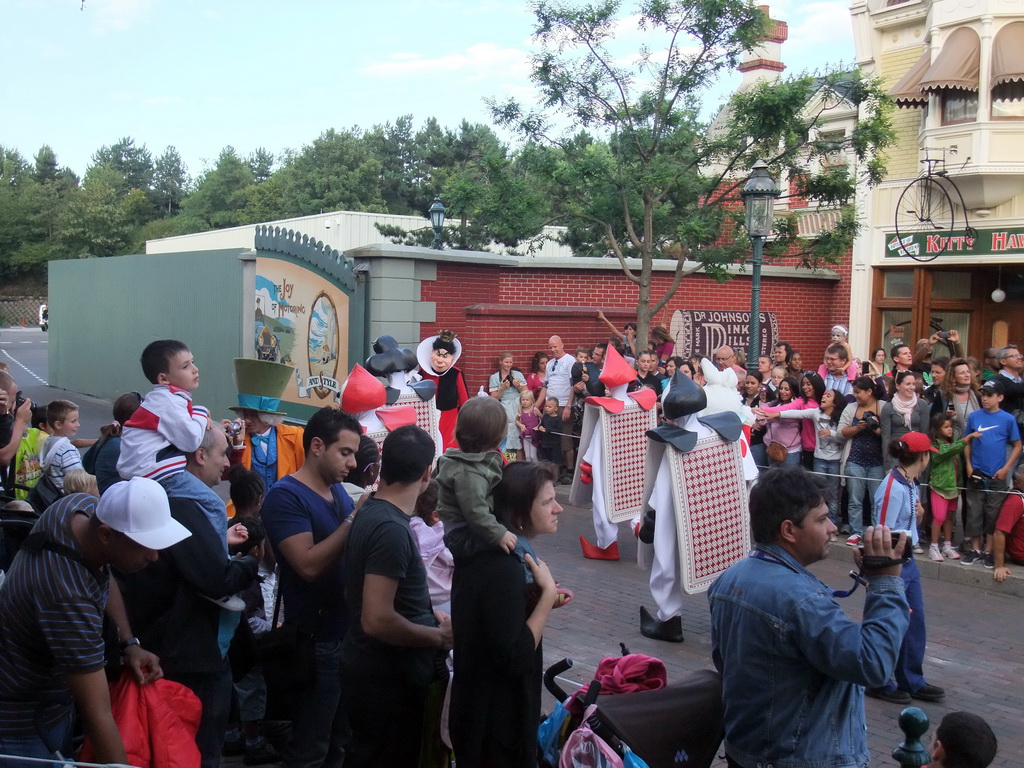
[963,379,1022,566]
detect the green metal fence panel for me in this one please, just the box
[48,249,249,419]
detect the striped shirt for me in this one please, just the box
[0,494,109,737]
[40,435,83,491]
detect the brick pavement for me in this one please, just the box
[542,487,1023,767]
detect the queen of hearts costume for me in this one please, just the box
[417,330,469,452]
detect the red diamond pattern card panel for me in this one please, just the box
[670,435,750,594]
[602,401,658,523]
[367,393,443,468]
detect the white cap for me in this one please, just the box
[97,477,191,550]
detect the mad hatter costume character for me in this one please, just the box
[572,345,659,561]
[228,358,305,496]
[417,329,469,451]
[636,367,752,643]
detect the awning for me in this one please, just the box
[919,27,981,93]
[992,22,1024,86]
[888,50,931,107]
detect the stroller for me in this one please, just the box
[0,487,41,576]
[540,648,724,768]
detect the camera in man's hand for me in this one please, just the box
[859,532,913,565]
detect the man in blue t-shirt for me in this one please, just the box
[261,408,361,768]
[964,379,1022,567]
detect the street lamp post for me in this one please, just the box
[740,160,781,376]
[429,196,446,250]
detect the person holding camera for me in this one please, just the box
[868,431,945,704]
[838,376,885,545]
[709,466,910,768]
[488,352,528,460]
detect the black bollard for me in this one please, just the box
[892,706,930,767]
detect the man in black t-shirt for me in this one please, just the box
[341,425,452,768]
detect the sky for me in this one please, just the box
[0,0,855,181]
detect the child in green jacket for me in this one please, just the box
[929,413,980,561]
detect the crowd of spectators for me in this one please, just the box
[0,319,1016,768]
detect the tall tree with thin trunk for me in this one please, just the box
[490,0,894,347]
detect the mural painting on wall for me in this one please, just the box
[255,258,349,408]
[669,310,779,358]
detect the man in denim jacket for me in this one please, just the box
[709,467,910,768]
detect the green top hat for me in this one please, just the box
[229,358,295,416]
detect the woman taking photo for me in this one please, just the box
[450,462,561,768]
[931,357,980,440]
[839,376,885,546]
[868,432,945,705]
[489,351,528,459]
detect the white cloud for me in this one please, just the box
[359,42,531,82]
[88,0,154,33]
[142,96,182,106]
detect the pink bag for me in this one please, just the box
[559,704,624,768]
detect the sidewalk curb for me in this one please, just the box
[826,542,1024,597]
[555,486,1024,599]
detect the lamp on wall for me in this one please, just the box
[740,159,782,374]
[429,196,446,250]
[992,266,1006,303]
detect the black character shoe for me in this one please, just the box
[639,606,684,643]
[638,508,656,544]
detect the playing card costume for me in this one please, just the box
[339,335,441,458]
[571,346,659,561]
[637,366,753,642]
[416,330,469,451]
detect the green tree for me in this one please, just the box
[153,146,188,215]
[490,0,894,346]
[375,120,550,251]
[92,137,155,195]
[0,146,79,280]
[275,128,385,216]
[33,145,59,184]
[176,146,255,231]
[248,147,275,184]
[53,176,133,258]
[366,115,419,214]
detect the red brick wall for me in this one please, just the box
[420,260,852,392]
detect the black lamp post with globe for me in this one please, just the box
[429,196,446,250]
[740,160,781,375]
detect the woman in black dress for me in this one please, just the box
[449,461,561,768]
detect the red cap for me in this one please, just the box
[900,431,938,453]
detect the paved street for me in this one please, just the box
[542,488,1023,767]
[5,325,1021,767]
[1,326,113,433]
